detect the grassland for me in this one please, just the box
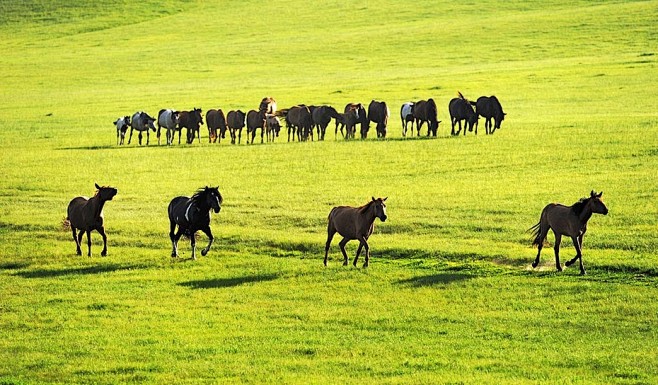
[0,0,657,384]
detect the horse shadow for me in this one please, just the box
[179,273,279,289]
[13,263,144,279]
[397,273,474,287]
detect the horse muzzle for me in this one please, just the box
[380,215,387,222]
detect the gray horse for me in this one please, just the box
[157,109,179,145]
[128,111,156,145]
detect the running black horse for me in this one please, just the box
[168,186,223,260]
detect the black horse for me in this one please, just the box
[168,186,223,260]
[449,92,478,136]
[476,96,506,134]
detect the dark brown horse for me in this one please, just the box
[168,186,223,260]
[342,103,368,139]
[178,108,204,144]
[312,105,341,141]
[530,191,609,275]
[66,183,117,257]
[368,100,390,138]
[324,197,388,268]
[449,92,478,136]
[246,109,267,144]
[476,95,506,134]
[413,99,441,136]
[226,110,246,144]
[206,109,227,143]
[286,106,313,141]
[266,115,281,142]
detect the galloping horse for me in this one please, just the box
[157,109,179,145]
[324,197,388,268]
[66,183,117,257]
[529,191,608,275]
[168,186,223,260]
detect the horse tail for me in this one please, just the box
[457,91,465,99]
[528,222,542,247]
[62,216,71,231]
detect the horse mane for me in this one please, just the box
[191,186,223,205]
[571,196,591,215]
[357,200,376,214]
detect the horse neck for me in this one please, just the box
[89,195,106,218]
[359,202,377,225]
[578,202,594,224]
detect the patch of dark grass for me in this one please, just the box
[397,273,473,287]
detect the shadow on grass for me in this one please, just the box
[0,261,30,270]
[397,273,474,287]
[13,263,145,279]
[179,273,279,289]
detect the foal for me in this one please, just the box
[324,197,388,268]
[529,191,608,275]
[67,183,118,257]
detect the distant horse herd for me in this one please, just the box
[113,93,506,145]
[67,182,607,275]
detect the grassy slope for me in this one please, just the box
[0,0,657,384]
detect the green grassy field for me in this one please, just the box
[1,1,657,384]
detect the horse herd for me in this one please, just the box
[67,183,607,275]
[113,93,506,146]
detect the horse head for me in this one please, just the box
[589,191,608,215]
[206,186,223,213]
[194,108,203,126]
[371,197,388,222]
[94,183,117,201]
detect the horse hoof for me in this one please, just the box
[531,262,538,268]
[557,267,563,272]
[580,270,587,276]
[101,251,107,257]
[201,249,208,257]
[565,260,574,267]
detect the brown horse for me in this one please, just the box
[530,191,608,275]
[66,183,117,257]
[206,109,227,143]
[413,99,441,136]
[324,197,388,268]
[226,110,246,144]
[178,108,204,144]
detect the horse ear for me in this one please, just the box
[95,183,101,189]
[383,197,388,201]
[597,191,603,198]
[371,196,376,202]
[590,190,596,197]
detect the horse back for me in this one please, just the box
[542,203,580,236]
[328,206,369,239]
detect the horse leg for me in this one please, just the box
[85,230,92,257]
[553,233,563,272]
[359,238,370,268]
[138,132,143,146]
[565,236,586,275]
[338,238,350,266]
[532,224,548,269]
[238,129,242,144]
[353,243,362,267]
[170,222,178,257]
[190,231,197,260]
[157,126,161,145]
[98,226,108,257]
[324,228,336,266]
[128,127,134,144]
[72,227,82,255]
[200,227,214,257]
